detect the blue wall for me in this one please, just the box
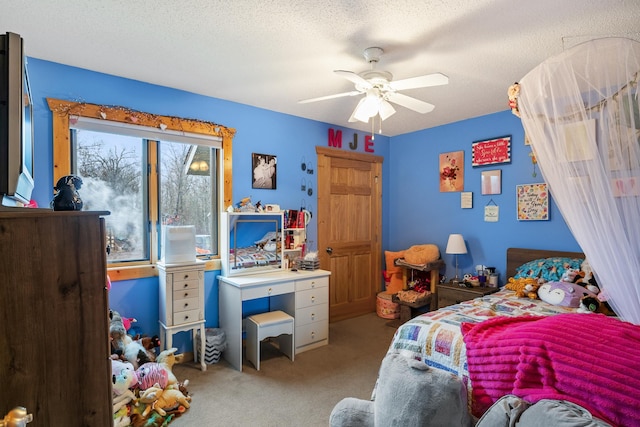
[388,112,580,283]
[27,58,580,352]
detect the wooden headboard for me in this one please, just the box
[506,248,585,278]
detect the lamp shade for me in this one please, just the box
[445,234,467,254]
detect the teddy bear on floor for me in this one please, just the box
[505,277,542,299]
[138,385,191,417]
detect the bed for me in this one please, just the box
[386,248,640,426]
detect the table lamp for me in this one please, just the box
[446,234,467,283]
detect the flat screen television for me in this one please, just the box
[0,32,35,206]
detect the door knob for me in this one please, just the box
[326,247,333,255]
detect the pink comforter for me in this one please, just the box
[462,313,640,426]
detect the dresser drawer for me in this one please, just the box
[172,296,200,313]
[296,287,328,308]
[296,321,328,347]
[295,276,329,292]
[295,303,328,327]
[242,281,295,301]
[172,278,200,292]
[172,308,202,325]
[173,287,199,302]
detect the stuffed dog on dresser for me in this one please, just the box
[51,175,83,211]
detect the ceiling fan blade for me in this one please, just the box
[334,70,372,88]
[298,90,361,104]
[386,92,435,114]
[389,72,449,91]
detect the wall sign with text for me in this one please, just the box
[472,135,511,166]
[516,183,549,221]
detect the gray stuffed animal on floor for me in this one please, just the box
[329,352,472,427]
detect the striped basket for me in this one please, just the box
[196,328,227,364]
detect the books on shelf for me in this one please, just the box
[284,209,306,229]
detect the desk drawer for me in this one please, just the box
[296,287,328,308]
[242,281,295,301]
[296,321,328,347]
[295,277,329,292]
[173,278,200,292]
[173,296,200,313]
[172,308,202,325]
[295,303,328,327]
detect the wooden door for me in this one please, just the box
[316,147,383,322]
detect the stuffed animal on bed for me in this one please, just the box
[505,277,542,299]
[537,281,598,308]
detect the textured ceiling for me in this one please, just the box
[2,0,639,136]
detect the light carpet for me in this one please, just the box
[171,312,397,427]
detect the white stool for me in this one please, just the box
[246,310,294,370]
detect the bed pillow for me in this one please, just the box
[514,257,583,282]
[385,250,406,294]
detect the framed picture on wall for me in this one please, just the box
[252,153,277,189]
[439,151,464,192]
[516,183,549,221]
[472,135,511,166]
[481,170,502,195]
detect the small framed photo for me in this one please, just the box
[252,153,277,189]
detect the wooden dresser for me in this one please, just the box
[0,209,111,426]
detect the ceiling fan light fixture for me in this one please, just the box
[379,100,396,120]
[353,92,380,122]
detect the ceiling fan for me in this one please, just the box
[299,47,449,123]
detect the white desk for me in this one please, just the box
[218,269,331,371]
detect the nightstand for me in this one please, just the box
[436,282,498,310]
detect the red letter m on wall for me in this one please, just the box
[328,128,342,148]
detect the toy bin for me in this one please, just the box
[376,291,400,319]
[196,328,227,364]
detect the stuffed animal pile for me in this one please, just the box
[506,259,615,315]
[109,310,190,426]
[111,348,191,427]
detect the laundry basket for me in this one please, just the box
[196,328,227,365]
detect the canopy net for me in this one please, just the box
[516,37,640,323]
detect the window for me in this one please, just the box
[49,99,235,279]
